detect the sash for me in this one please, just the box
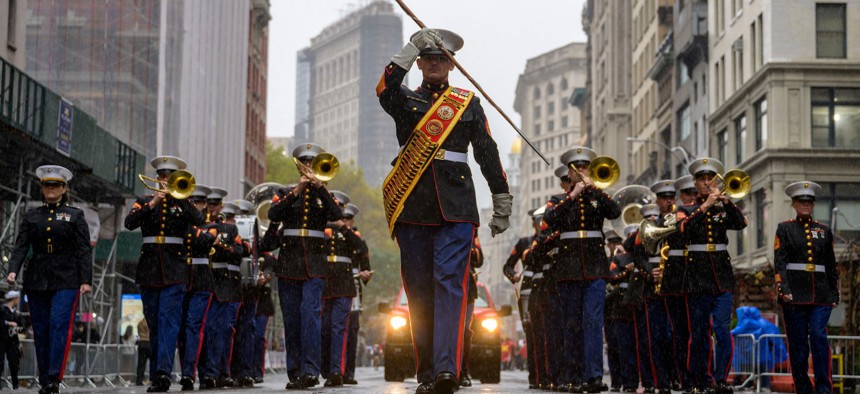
[382,86,475,235]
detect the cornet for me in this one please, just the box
[138,170,196,199]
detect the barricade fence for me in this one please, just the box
[1,340,286,389]
[729,333,860,393]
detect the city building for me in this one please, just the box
[1,0,26,68]
[245,0,271,192]
[297,1,402,185]
[25,0,259,199]
[707,0,860,270]
[670,0,708,171]
[514,42,588,235]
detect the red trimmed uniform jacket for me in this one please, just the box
[774,217,838,305]
[677,198,747,294]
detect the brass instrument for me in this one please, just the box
[294,153,339,183]
[640,211,679,294]
[245,182,285,234]
[567,156,620,189]
[714,169,751,199]
[138,170,196,199]
[609,185,656,234]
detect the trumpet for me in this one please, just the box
[138,170,196,199]
[294,153,339,184]
[714,169,751,199]
[567,156,620,189]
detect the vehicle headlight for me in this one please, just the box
[481,318,498,332]
[390,316,407,330]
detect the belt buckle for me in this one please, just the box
[434,149,446,160]
[297,229,309,237]
[47,245,53,254]
[806,263,816,272]
[683,250,689,257]
[705,244,716,252]
[578,230,588,238]
[327,255,337,263]
[154,235,165,244]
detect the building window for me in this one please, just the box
[534,105,541,118]
[751,14,764,72]
[534,124,542,136]
[562,116,569,128]
[561,78,569,91]
[7,0,17,49]
[814,183,860,241]
[733,38,744,91]
[755,96,767,151]
[735,114,746,165]
[755,189,767,249]
[677,59,689,88]
[678,102,691,141]
[547,83,555,96]
[548,120,555,132]
[816,3,846,59]
[533,87,541,99]
[732,0,742,17]
[811,87,860,147]
[548,102,555,115]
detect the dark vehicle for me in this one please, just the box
[378,282,512,383]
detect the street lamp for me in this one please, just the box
[626,137,693,167]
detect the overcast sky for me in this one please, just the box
[267,0,587,206]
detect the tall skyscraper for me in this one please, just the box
[514,42,588,235]
[244,0,271,193]
[295,0,402,185]
[25,0,261,199]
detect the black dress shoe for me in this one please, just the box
[569,382,585,393]
[199,377,217,390]
[147,375,170,392]
[643,388,656,394]
[622,387,638,393]
[657,389,672,394]
[285,378,306,390]
[343,376,358,385]
[253,377,264,384]
[584,378,608,393]
[217,376,235,388]
[416,381,435,394]
[180,376,195,391]
[459,374,472,388]
[238,376,255,387]
[324,373,344,387]
[301,374,320,388]
[714,381,733,394]
[435,372,458,394]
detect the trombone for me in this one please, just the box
[138,170,196,199]
[567,156,620,189]
[714,169,751,199]
[293,153,339,184]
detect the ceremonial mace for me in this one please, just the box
[394,0,550,166]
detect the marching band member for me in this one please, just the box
[343,203,371,385]
[378,27,511,394]
[230,199,266,388]
[543,147,620,393]
[7,165,92,394]
[268,144,342,390]
[503,210,540,389]
[775,181,838,394]
[124,156,203,392]
[678,158,747,394]
[606,226,638,393]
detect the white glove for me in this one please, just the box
[391,29,443,70]
[489,193,513,237]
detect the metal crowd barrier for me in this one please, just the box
[1,339,286,389]
[729,333,860,393]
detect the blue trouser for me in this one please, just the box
[278,278,324,378]
[252,315,269,379]
[345,311,360,378]
[782,304,833,394]
[325,297,352,376]
[395,222,473,383]
[140,284,185,379]
[179,291,212,378]
[647,298,673,389]
[557,279,605,384]
[687,292,734,388]
[231,299,258,378]
[529,296,547,385]
[545,293,563,385]
[519,293,537,384]
[608,318,639,389]
[27,289,79,385]
[633,304,655,388]
[664,295,691,389]
[605,318,621,389]
[461,303,474,375]
[199,300,240,378]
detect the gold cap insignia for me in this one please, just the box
[804,183,809,188]
[703,159,708,164]
[576,148,582,153]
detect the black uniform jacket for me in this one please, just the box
[543,188,621,281]
[659,213,688,296]
[350,232,372,306]
[125,195,203,287]
[377,63,509,225]
[268,185,341,280]
[774,217,839,305]
[678,198,747,294]
[187,225,216,292]
[208,222,247,302]
[256,285,276,317]
[518,241,542,301]
[621,232,647,306]
[9,201,93,291]
[503,236,534,284]
[323,224,363,299]
[606,252,634,321]
[0,305,21,345]
[528,229,557,304]
[630,226,662,300]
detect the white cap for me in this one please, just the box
[190,184,211,199]
[221,202,240,216]
[235,200,254,214]
[5,290,19,300]
[639,203,659,218]
[291,143,324,161]
[344,203,360,218]
[560,147,597,166]
[150,156,187,172]
[413,28,464,56]
[623,223,640,237]
[554,165,569,179]
[674,175,695,192]
[688,157,724,177]
[330,190,351,205]
[207,187,228,202]
[650,179,676,197]
[784,181,821,201]
[36,165,73,183]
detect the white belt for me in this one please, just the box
[560,230,603,239]
[211,262,233,270]
[434,149,468,163]
[668,250,685,257]
[352,268,359,274]
[648,257,661,263]
[191,258,209,266]
[521,289,532,295]
[283,229,325,238]
[619,283,629,288]
[327,255,352,263]
[533,273,544,279]
[143,236,183,245]
[227,265,240,272]
[550,247,559,255]
[786,263,825,273]
[523,271,534,277]
[687,243,727,252]
[542,264,551,270]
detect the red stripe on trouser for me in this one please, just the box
[340,310,351,375]
[685,297,693,371]
[453,240,473,380]
[399,267,421,376]
[58,292,81,382]
[706,321,714,384]
[643,304,658,388]
[261,319,269,377]
[632,306,644,384]
[724,327,734,381]
[192,294,214,379]
[226,303,242,373]
[663,299,682,384]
